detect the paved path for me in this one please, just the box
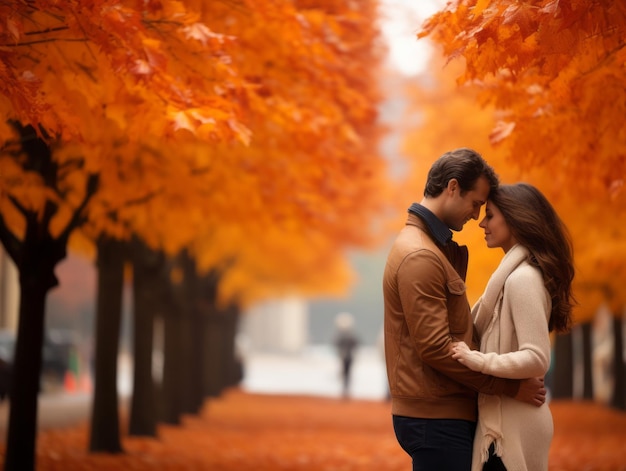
[0,345,386,437]
[242,345,387,400]
[0,392,92,440]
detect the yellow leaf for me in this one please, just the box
[472,0,493,18]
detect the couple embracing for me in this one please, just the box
[383,148,575,471]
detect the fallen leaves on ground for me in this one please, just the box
[1,389,626,470]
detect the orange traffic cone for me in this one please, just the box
[63,370,77,393]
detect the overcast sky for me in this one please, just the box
[379,0,445,76]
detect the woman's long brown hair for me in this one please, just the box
[491,183,575,333]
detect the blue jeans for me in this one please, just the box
[392,415,476,471]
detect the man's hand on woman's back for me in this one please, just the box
[515,376,547,407]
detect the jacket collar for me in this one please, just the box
[406,205,468,281]
[407,203,452,246]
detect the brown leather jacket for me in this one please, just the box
[383,213,519,421]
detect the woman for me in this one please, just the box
[451,183,575,471]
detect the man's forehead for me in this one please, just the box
[470,177,491,201]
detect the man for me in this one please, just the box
[382,148,546,471]
[333,312,358,399]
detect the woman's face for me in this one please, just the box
[478,200,518,252]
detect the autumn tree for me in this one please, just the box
[115,0,392,433]
[0,123,98,471]
[0,1,253,468]
[1,0,393,468]
[90,0,391,451]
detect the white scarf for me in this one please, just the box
[472,244,529,463]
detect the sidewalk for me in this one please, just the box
[22,389,626,471]
[0,348,625,470]
[0,345,385,436]
[242,345,388,401]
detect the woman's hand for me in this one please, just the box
[451,341,485,372]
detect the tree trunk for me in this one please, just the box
[610,313,625,410]
[223,303,243,388]
[128,239,160,437]
[160,263,183,425]
[3,192,69,471]
[180,254,204,414]
[183,253,207,414]
[199,271,223,398]
[203,302,241,398]
[160,315,183,423]
[0,122,98,470]
[89,236,125,453]
[4,275,50,471]
[551,332,574,399]
[184,307,205,414]
[160,252,211,421]
[581,322,594,400]
[203,308,224,398]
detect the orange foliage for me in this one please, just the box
[0,1,249,144]
[419,0,626,198]
[410,0,626,318]
[172,0,393,305]
[421,0,626,188]
[1,390,623,470]
[0,0,396,305]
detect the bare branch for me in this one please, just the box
[40,199,59,230]
[7,193,29,218]
[1,37,89,47]
[57,173,99,244]
[24,25,69,36]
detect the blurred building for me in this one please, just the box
[0,249,18,330]
[241,297,308,354]
[592,303,614,404]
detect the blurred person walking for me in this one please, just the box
[333,312,359,399]
[452,183,575,471]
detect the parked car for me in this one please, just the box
[0,328,77,395]
[42,329,76,383]
[0,330,14,400]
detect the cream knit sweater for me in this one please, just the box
[462,245,554,471]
